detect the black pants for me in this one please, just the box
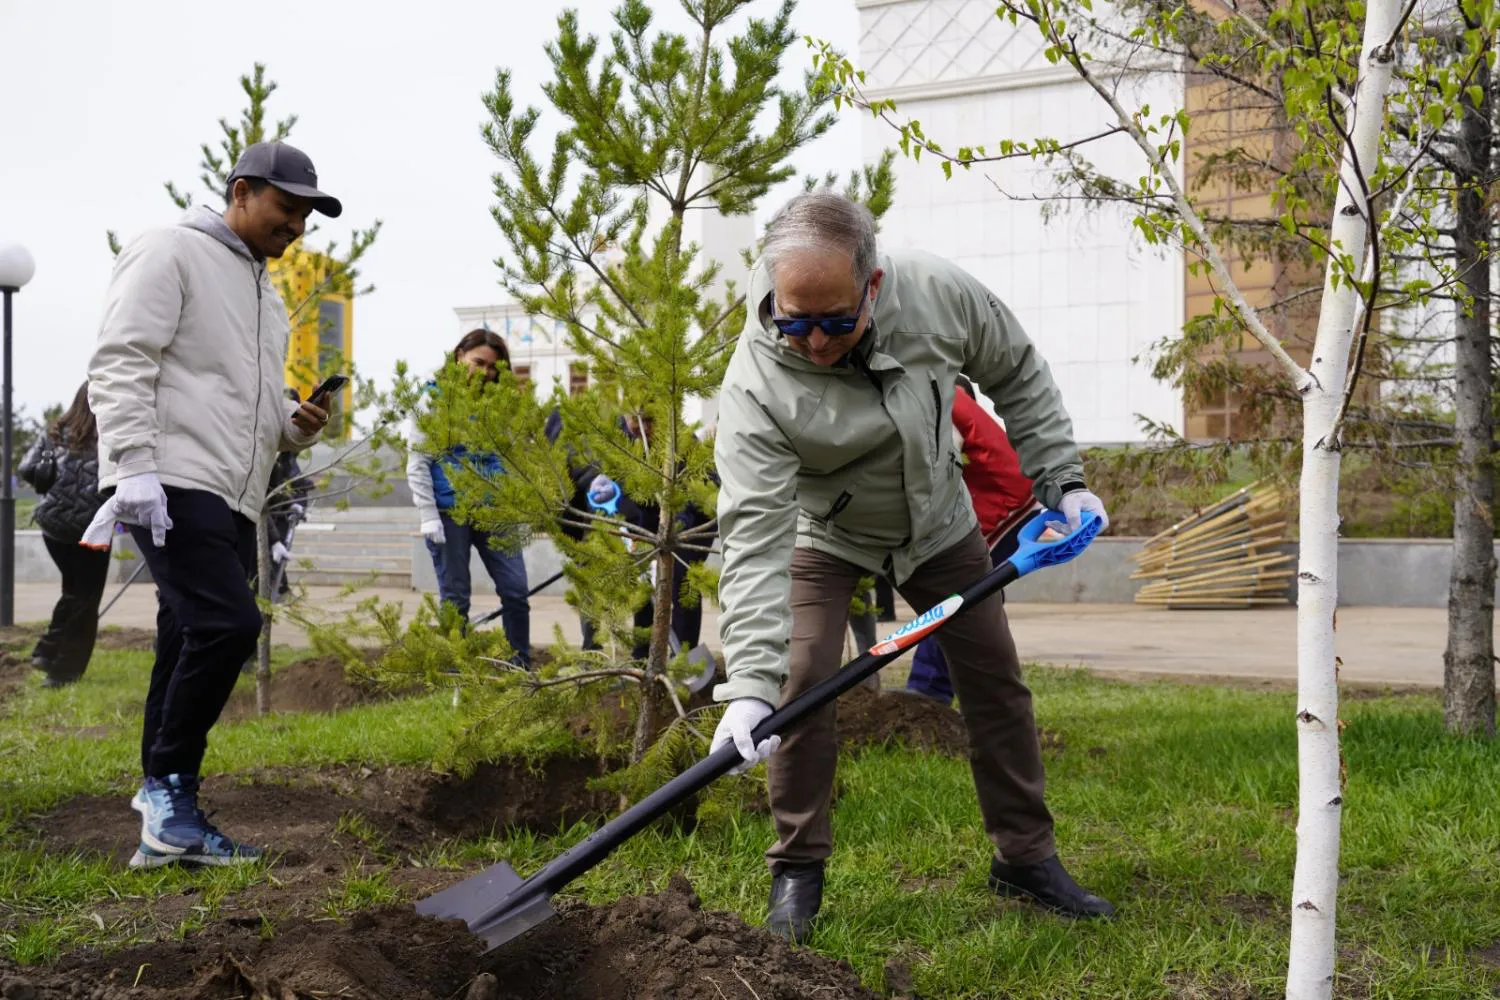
[130,489,261,779]
[33,535,111,681]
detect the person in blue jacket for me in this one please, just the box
[406,329,530,664]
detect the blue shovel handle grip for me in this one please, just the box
[1006,508,1103,578]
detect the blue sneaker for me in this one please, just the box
[127,775,263,869]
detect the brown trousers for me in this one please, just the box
[766,528,1055,869]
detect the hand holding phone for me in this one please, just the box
[310,373,349,406]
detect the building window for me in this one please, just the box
[317,299,344,366]
[569,363,589,396]
[511,364,531,386]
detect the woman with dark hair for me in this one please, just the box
[406,329,530,663]
[19,382,110,687]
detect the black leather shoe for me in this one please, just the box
[989,855,1116,919]
[767,861,824,942]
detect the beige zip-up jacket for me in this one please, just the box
[88,208,318,523]
[713,249,1085,707]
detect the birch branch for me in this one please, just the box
[1026,20,1314,392]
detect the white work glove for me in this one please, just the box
[1058,489,1109,533]
[270,541,290,563]
[79,498,120,551]
[290,503,305,517]
[420,518,446,545]
[710,698,779,775]
[113,473,173,547]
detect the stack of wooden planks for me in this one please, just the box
[1131,483,1294,609]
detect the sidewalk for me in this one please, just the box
[44,581,1467,689]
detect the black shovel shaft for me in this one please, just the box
[474,556,1021,927]
[97,559,149,620]
[471,569,568,629]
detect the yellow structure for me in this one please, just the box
[268,245,354,431]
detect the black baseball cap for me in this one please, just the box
[226,142,343,218]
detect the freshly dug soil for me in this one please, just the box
[837,686,970,755]
[0,625,42,705]
[0,877,879,1000]
[94,627,159,652]
[223,652,389,717]
[836,687,1063,757]
[0,906,483,1000]
[0,648,31,705]
[32,759,617,868]
[484,874,880,999]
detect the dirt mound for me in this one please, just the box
[0,879,877,1000]
[33,758,617,868]
[486,874,879,999]
[1,906,482,1000]
[223,653,389,717]
[0,649,31,706]
[94,627,158,652]
[421,757,617,838]
[836,687,1063,758]
[0,625,41,705]
[837,686,970,755]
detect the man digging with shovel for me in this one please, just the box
[710,191,1116,941]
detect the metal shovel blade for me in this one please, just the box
[414,860,557,950]
[683,643,717,695]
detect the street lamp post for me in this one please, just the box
[0,244,37,628]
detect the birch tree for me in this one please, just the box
[810,0,1481,994]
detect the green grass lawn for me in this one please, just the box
[3,646,1499,997]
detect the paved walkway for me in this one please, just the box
[40,581,1466,689]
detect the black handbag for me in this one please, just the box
[19,435,59,494]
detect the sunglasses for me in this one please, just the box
[771,279,871,338]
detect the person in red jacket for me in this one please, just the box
[904,376,1042,703]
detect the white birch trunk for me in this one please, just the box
[1285,3,1400,995]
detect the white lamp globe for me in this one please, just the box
[0,244,36,290]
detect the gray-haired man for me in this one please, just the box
[709,191,1114,940]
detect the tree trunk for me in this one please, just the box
[632,543,677,761]
[1443,44,1495,738]
[1285,4,1399,997]
[255,518,273,716]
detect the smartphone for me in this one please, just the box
[310,374,349,405]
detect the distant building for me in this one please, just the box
[269,246,354,434]
[856,0,1186,444]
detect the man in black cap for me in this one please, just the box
[83,142,341,868]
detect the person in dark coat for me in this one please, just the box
[20,382,110,687]
[545,411,715,655]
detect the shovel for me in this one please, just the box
[415,508,1102,951]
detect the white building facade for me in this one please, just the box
[856,0,1186,444]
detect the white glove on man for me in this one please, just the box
[710,698,780,775]
[271,541,290,563]
[1058,489,1109,533]
[420,519,446,545]
[79,499,120,551]
[92,472,172,548]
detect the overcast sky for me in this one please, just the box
[0,0,861,417]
